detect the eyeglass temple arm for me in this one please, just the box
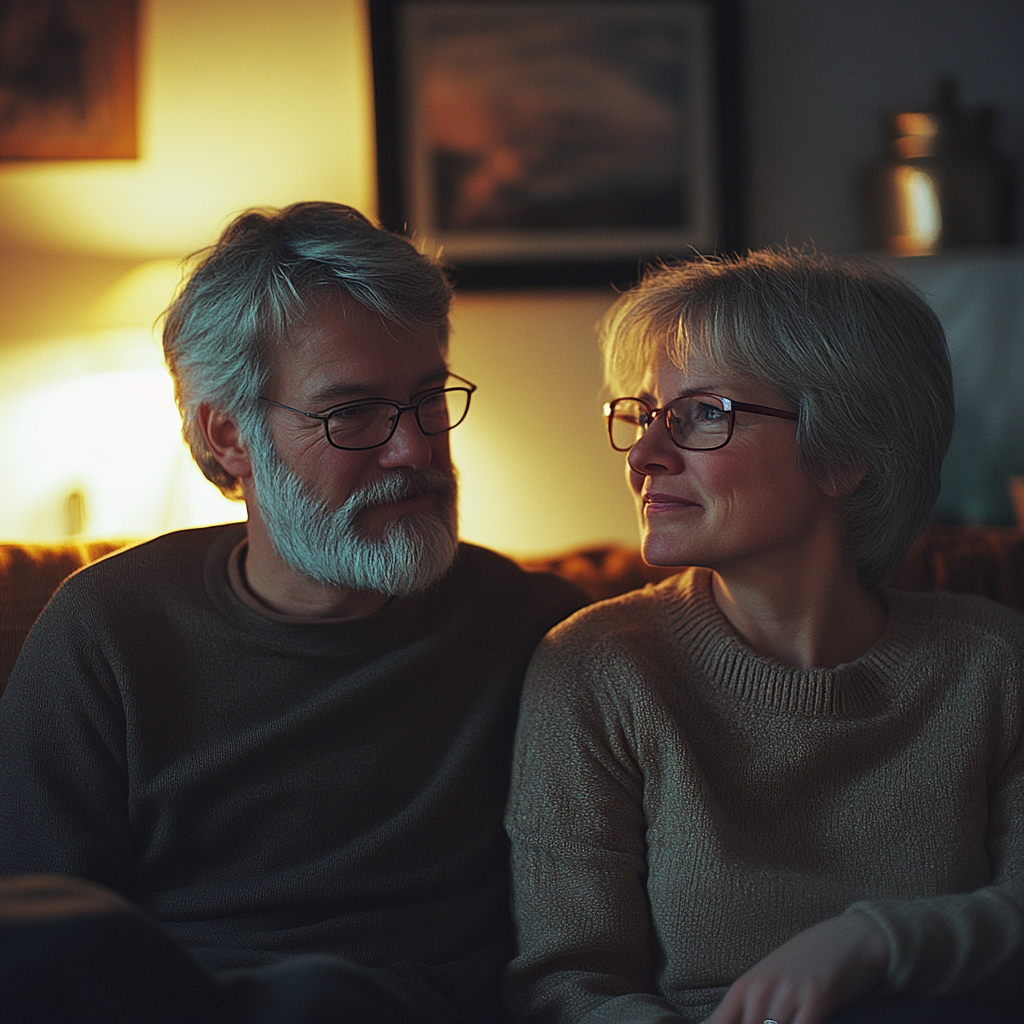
[730,400,797,421]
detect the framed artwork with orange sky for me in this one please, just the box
[371,0,741,289]
[0,0,138,161]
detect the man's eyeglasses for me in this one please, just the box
[604,393,798,453]
[260,374,477,451]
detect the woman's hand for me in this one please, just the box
[705,913,890,1024]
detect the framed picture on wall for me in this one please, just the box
[0,0,138,161]
[371,0,741,289]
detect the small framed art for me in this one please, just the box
[0,1,138,161]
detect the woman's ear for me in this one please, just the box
[196,403,253,483]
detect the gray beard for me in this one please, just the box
[248,431,459,597]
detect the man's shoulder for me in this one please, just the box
[451,542,591,618]
[53,523,245,606]
[446,540,593,634]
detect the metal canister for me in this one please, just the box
[863,79,1014,255]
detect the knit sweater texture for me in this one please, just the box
[0,524,587,1021]
[504,568,1024,1023]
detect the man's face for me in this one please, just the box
[246,291,460,596]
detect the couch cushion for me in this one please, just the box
[523,525,1024,611]
[889,524,1024,612]
[1,526,1022,696]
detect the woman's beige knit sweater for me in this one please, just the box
[504,569,1024,1023]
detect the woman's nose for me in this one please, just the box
[626,414,684,477]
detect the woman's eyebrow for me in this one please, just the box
[639,385,724,404]
[677,386,725,398]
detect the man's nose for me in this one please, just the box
[376,408,434,470]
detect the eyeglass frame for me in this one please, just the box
[604,393,798,453]
[259,373,477,451]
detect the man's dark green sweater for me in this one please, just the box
[0,524,587,1020]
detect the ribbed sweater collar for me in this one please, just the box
[658,568,914,719]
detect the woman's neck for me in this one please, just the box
[710,549,887,671]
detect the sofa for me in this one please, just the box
[2,523,1022,696]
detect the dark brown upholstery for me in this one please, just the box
[0,541,130,694]
[522,524,1024,610]
[1,526,1022,695]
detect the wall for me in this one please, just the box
[745,0,1024,251]
[0,0,380,539]
[1,0,1021,548]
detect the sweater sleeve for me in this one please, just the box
[503,629,691,1024]
[846,716,1024,1004]
[0,583,134,895]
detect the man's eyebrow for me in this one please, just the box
[411,367,453,393]
[308,368,451,408]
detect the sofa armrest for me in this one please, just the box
[0,541,130,695]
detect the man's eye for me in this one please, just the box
[329,405,381,427]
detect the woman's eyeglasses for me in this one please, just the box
[604,393,797,453]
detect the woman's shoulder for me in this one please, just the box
[518,572,710,743]
[881,589,1024,690]
[523,568,720,705]
[540,566,707,646]
[886,587,1024,644]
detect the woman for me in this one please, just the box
[504,251,1024,1024]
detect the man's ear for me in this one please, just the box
[196,403,253,483]
[821,462,867,499]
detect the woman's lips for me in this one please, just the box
[642,492,700,515]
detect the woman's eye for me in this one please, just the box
[696,402,726,422]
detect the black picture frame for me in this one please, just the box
[371,0,742,290]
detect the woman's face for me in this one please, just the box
[626,348,842,578]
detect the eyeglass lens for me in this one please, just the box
[327,389,471,449]
[609,396,732,451]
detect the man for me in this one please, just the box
[0,203,588,1023]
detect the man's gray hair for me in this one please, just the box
[163,202,453,497]
[599,249,954,590]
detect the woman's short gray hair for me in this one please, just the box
[163,202,453,498]
[599,249,954,590]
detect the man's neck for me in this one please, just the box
[242,525,391,621]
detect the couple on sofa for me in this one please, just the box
[2,204,1021,1024]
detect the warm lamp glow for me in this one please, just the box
[84,257,191,330]
[0,258,244,542]
[890,166,942,256]
[0,365,243,540]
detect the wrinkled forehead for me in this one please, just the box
[273,288,448,358]
[257,289,449,403]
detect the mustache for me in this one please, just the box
[345,467,458,515]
